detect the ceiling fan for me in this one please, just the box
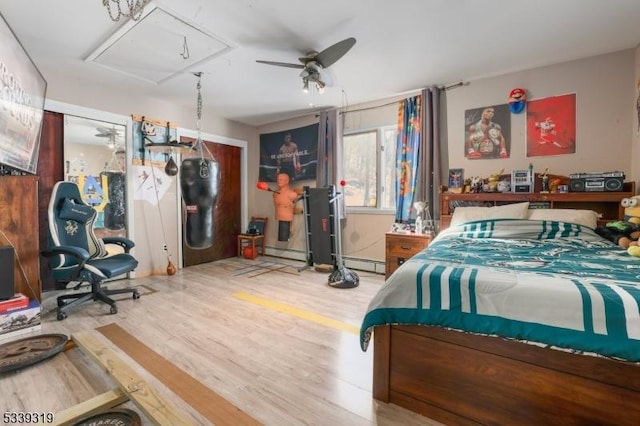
[95,126,122,149]
[256,37,356,93]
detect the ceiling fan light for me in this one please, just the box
[302,80,309,93]
[316,81,325,94]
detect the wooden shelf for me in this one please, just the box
[439,182,636,230]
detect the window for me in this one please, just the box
[343,126,397,210]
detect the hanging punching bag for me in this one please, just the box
[101,171,126,230]
[180,158,220,249]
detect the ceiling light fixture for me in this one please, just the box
[102,0,151,22]
[302,75,326,94]
[106,136,117,150]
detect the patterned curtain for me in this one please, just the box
[395,96,421,223]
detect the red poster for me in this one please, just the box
[526,93,576,157]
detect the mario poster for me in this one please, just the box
[526,93,576,157]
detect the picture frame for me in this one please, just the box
[448,168,464,193]
[258,123,319,183]
[464,104,511,160]
[526,93,576,157]
[0,11,48,175]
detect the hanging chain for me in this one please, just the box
[193,72,210,178]
[195,72,203,145]
[103,0,150,22]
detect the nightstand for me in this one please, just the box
[385,232,431,278]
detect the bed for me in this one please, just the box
[361,193,640,425]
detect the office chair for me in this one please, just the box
[42,181,140,320]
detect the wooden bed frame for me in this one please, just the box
[372,181,640,425]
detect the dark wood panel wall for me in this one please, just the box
[38,111,65,291]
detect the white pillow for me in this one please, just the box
[450,202,530,226]
[527,209,598,229]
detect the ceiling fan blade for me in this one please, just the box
[256,60,305,69]
[314,37,356,68]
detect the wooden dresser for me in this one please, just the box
[385,232,431,278]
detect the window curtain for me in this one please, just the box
[395,96,421,223]
[316,109,345,216]
[415,86,443,223]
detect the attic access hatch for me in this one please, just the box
[85,5,234,84]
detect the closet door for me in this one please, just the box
[180,137,241,267]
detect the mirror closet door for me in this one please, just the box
[63,115,128,240]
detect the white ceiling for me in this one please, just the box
[2,0,640,127]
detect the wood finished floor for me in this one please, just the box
[0,257,443,426]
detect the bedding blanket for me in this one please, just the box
[360,219,640,361]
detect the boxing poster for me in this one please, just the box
[258,123,318,182]
[464,104,511,160]
[526,93,576,157]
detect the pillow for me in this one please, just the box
[450,202,530,226]
[59,198,95,223]
[527,209,598,229]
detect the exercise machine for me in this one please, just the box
[299,185,359,288]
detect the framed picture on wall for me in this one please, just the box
[258,123,319,183]
[448,168,464,193]
[526,93,576,157]
[0,11,48,174]
[464,104,511,160]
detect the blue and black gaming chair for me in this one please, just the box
[42,181,140,320]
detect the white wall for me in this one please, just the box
[447,49,635,180]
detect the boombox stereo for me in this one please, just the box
[569,171,625,192]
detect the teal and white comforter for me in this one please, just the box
[360,219,640,361]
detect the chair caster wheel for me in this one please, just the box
[110,305,118,315]
[57,312,67,321]
[133,291,140,300]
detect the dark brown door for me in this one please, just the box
[38,111,65,291]
[181,137,241,267]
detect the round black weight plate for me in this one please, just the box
[72,408,141,426]
[0,334,69,374]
